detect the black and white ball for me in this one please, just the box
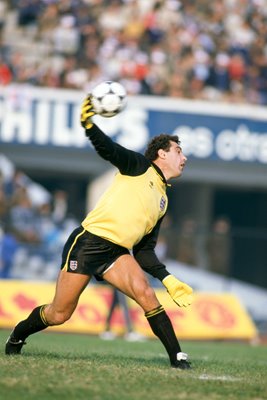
[91,81,127,117]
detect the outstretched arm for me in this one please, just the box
[81,97,149,175]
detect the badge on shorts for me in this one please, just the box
[70,260,78,271]
[160,196,166,211]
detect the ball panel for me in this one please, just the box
[91,82,111,98]
[101,94,123,112]
[90,81,127,118]
[109,82,126,97]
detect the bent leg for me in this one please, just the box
[103,254,160,312]
[44,270,91,325]
[10,271,90,342]
[103,255,185,367]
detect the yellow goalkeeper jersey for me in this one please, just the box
[82,163,167,249]
[81,124,170,282]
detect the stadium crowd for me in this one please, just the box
[0,155,78,280]
[0,0,267,104]
[0,0,261,280]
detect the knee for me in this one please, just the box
[45,308,72,326]
[140,284,156,301]
[134,282,158,307]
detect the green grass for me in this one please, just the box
[0,330,266,400]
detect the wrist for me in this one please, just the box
[162,274,174,287]
[161,272,171,284]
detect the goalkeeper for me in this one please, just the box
[6,97,193,369]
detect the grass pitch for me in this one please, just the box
[0,330,266,400]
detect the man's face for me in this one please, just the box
[163,141,187,178]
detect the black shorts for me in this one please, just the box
[61,226,129,277]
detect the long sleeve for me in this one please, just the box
[85,124,150,175]
[133,217,170,281]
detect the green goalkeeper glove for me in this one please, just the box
[162,275,193,307]
[80,96,95,130]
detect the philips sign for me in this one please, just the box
[175,124,267,163]
[1,85,267,164]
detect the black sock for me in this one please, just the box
[145,305,181,365]
[12,305,49,341]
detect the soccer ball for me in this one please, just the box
[91,81,127,117]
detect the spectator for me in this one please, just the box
[0,224,18,279]
[9,188,40,244]
[0,57,12,85]
[1,0,267,104]
[0,156,78,280]
[17,0,42,28]
[176,217,198,266]
[0,184,8,223]
[52,190,68,227]
[206,216,232,276]
[52,14,80,56]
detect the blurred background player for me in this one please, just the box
[100,286,144,342]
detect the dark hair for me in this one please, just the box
[144,134,180,161]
